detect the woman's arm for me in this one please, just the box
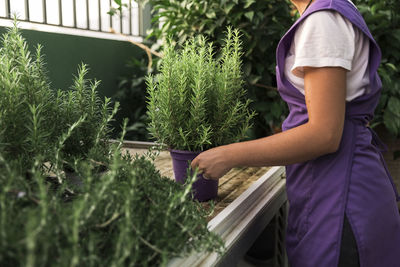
[191,66,347,179]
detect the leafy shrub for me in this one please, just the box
[0,150,223,267]
[112,56,153,141]
[0,25,55,168]
[55,64,119,164]
[354,0,400,136]
[146,29,255,151]
[0,23,116,169]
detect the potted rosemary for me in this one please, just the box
[146,28,255,201]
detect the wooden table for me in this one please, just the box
[124,141,288,267]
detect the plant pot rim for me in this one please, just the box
[169,148,203,154]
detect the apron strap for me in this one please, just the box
[368,127,400,202]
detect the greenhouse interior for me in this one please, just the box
[0,0,399,266]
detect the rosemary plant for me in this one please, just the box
[0,148,224,266]
[146,28,256,151]
[55,64,119,165]
[0,22,116,170]
[0,23,224,266]
[0,24,55,169]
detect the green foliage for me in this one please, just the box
[0,150,223,267]
[354,0,400,136]
[146,29,255,151]
[56,64,119,164]
[112,56,154,141]
[146,0,294,137]
[0,25,55,168]
[0,23,117,169]
[110,0,293,138]
[0,23,223,266]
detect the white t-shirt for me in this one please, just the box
[284,10,370,101]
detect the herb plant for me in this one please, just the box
[0,23,224,266]
[0,22,116,170]
[55,64,119,165]
[146,28,255,151]
[0,24,55,169]
[0,149,223,267]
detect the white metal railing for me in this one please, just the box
[0,0,147,37]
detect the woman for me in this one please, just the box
[191,0,400,266]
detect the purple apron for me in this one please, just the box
[276,0,400,266]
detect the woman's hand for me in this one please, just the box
[191,146,233,180]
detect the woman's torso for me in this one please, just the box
[276,1,400,266]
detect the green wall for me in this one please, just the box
[0,26,143,98]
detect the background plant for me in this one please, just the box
[0,22,118,170]
[146,28,255,151]
[56,64,119,165]
[111,55,154,141]
[0,24,56,169]
[353,0,400,137]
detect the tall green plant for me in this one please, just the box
[0,22,117,170]
[56,64,119,164]
[147,28,255,151]
[0,25,55,168]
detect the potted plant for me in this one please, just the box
[146,28,255,201]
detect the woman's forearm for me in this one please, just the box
[192,67,346,179]
[226,121,341,168]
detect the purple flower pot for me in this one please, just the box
[169,149,218,202]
